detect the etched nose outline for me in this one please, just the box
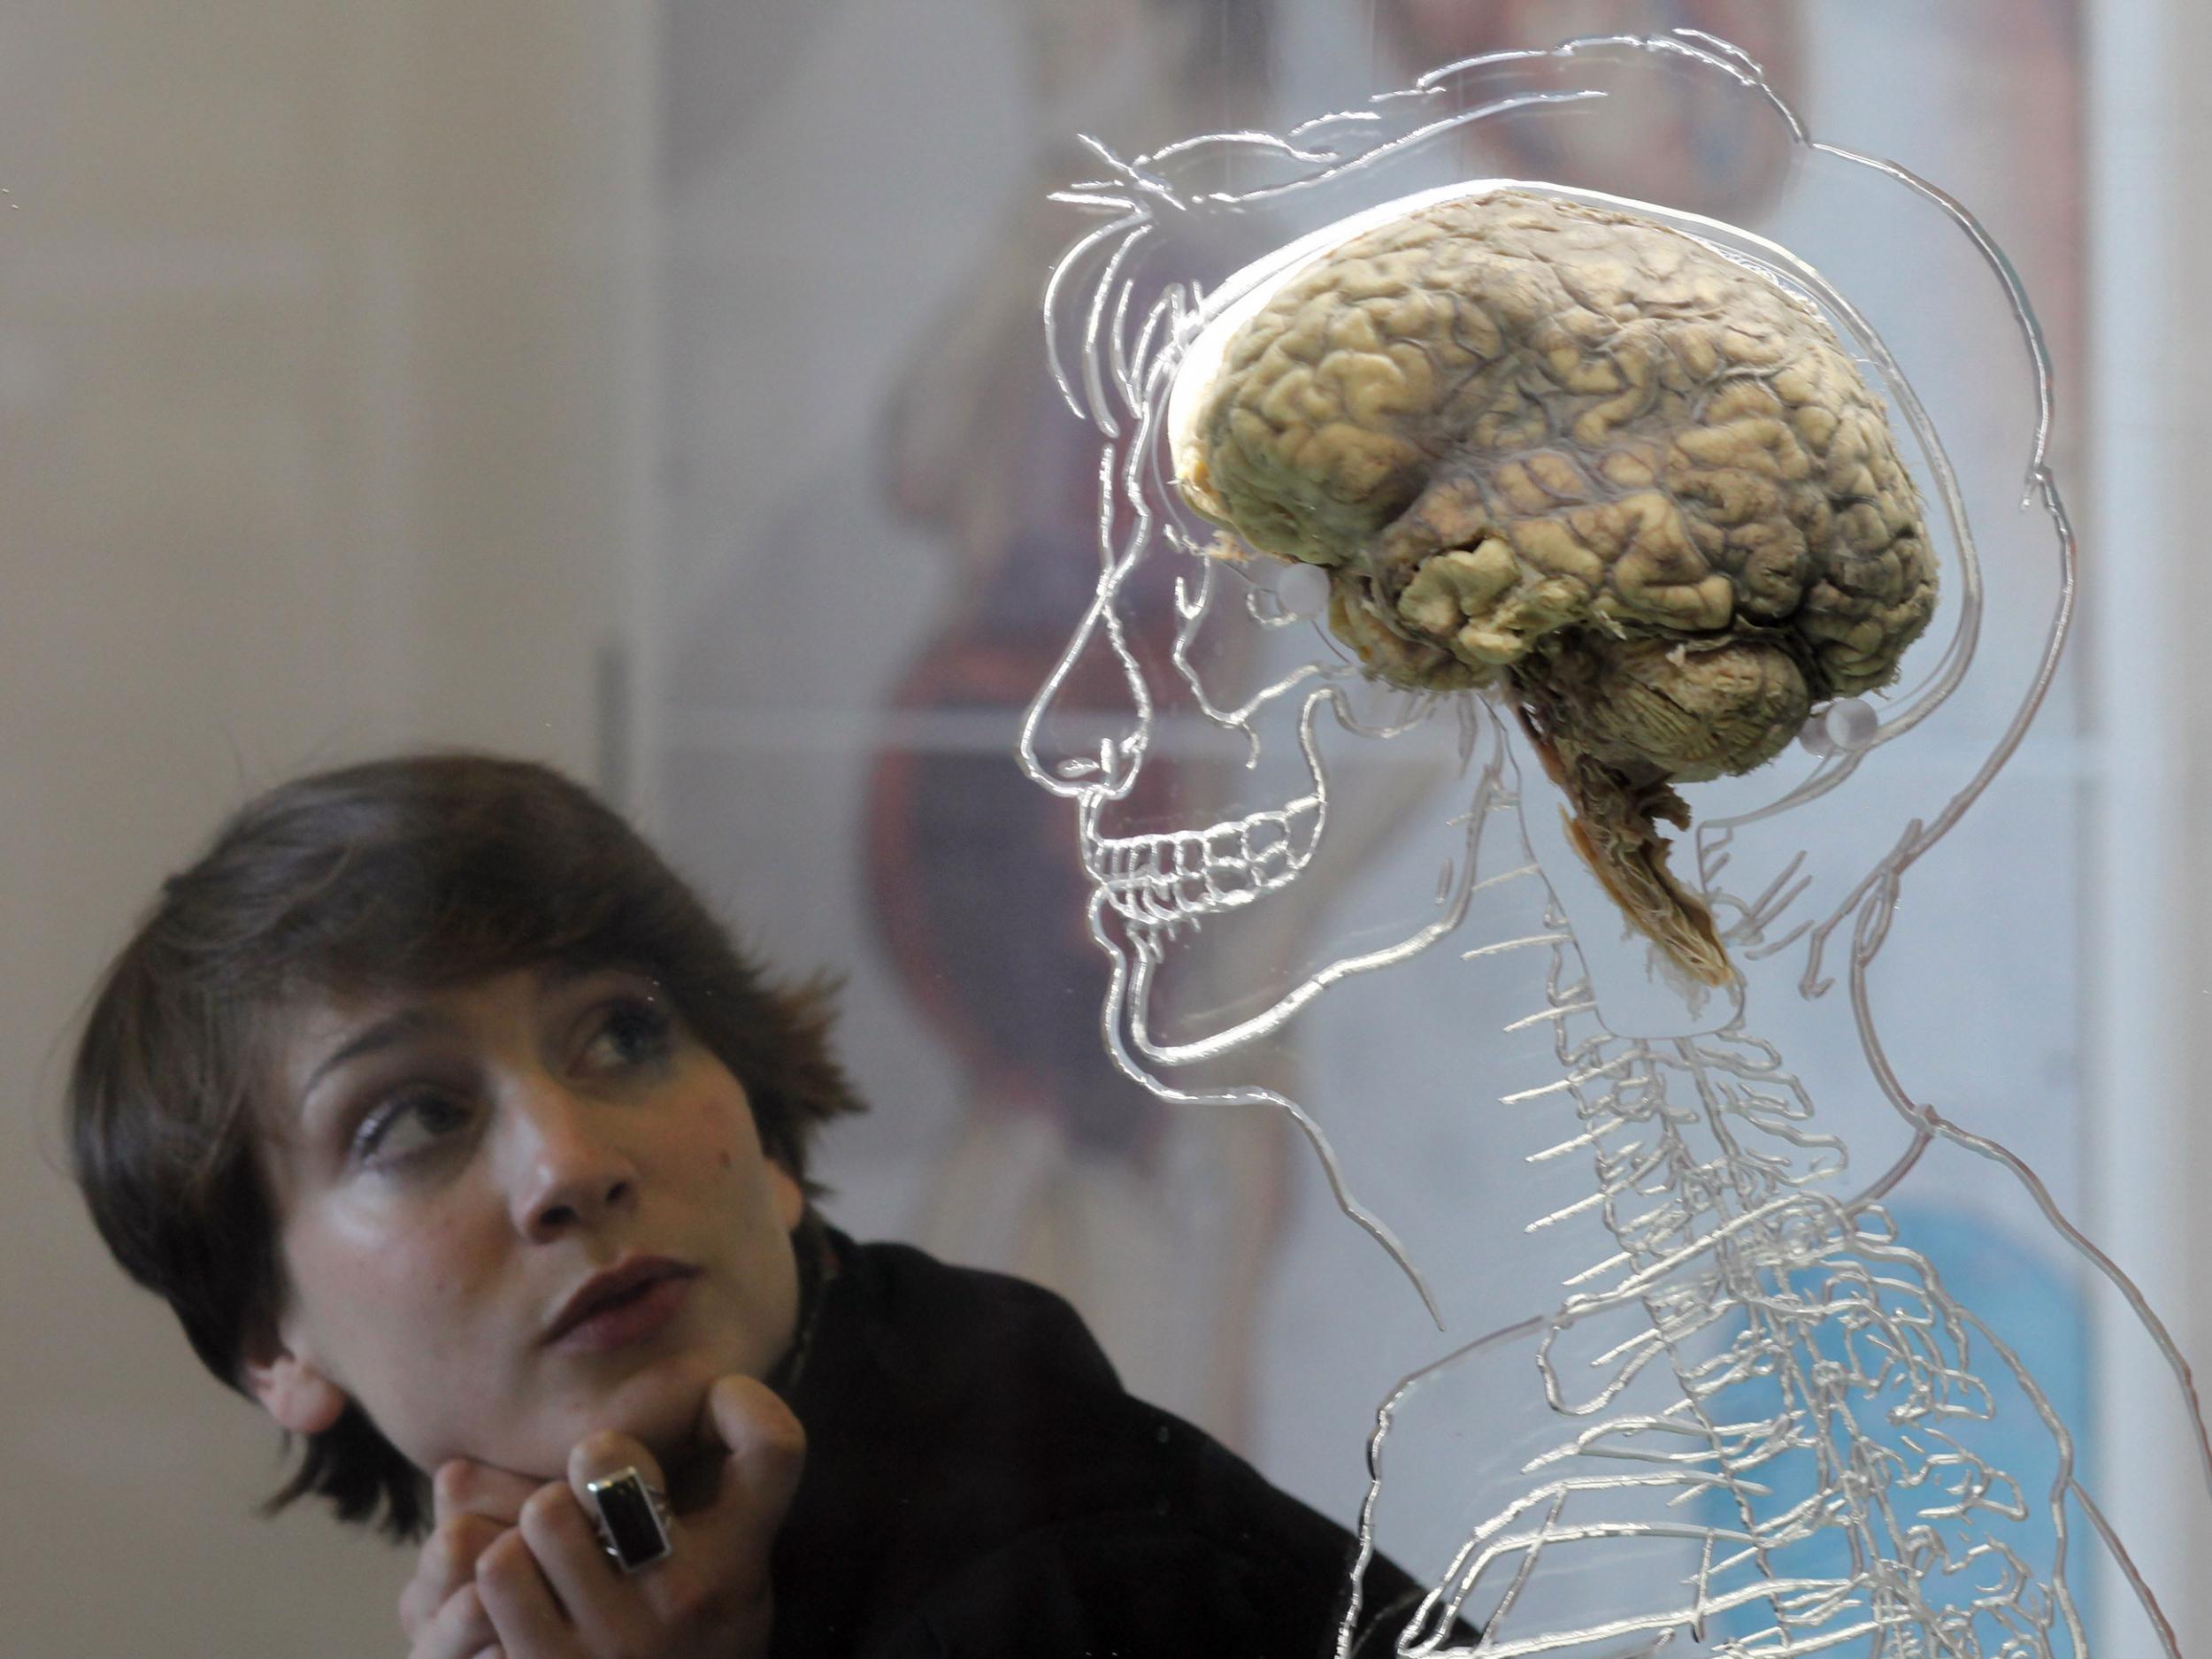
[501,1075,640,1240]
[1019,577,1153,803]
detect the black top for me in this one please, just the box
[768,1230,1440,1659]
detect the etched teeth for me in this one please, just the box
[1087,795,1322,936]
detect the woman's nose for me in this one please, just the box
[502,1078,639,1239]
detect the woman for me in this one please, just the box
[67,753,1444,1657]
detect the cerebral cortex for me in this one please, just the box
[1174,193,1936,984]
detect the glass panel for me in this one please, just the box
[650,2,2204,1653]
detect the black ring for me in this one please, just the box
[586,1467,673,1573]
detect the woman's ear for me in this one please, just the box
[768,1159,804,1233]
[241,1325,348,1437]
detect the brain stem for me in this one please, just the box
[1513,694,1732,987]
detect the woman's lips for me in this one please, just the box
[549,1271,696,1355]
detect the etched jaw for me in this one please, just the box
[1084,793,1322,941]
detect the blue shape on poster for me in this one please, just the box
[1694,1203,2090,1647]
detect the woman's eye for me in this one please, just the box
[583,997,674,1071]
[351,1090,471,1166]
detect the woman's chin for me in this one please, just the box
[594,1360,718,1463]
[462,1360,722,1484]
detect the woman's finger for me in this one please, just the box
[435,1457,541,1529]
[402,1512,508,1638]
[404,1581,499,1659]
[419,1456,546,1650]
[563,1431,674,1572]
[687,1374,806,1578]
[562,1374,796,1656]
[518,1470,657,1655]
[475,1525,580,1658]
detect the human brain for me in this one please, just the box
[1173,192,1936,985]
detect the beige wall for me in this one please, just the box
[0,6,649,1654]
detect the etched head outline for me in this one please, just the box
[1023,31,2070,1070]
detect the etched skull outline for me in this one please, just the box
[1019,34,2012,1110]
[1014,43,2065,1326]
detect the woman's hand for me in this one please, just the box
[406,1375,806,1659]
[401,1457,541,1658]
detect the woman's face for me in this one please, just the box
[245,964,805,1484]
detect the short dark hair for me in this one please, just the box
[66,752,866,1539]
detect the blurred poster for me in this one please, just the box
[649,0,2085,1492]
